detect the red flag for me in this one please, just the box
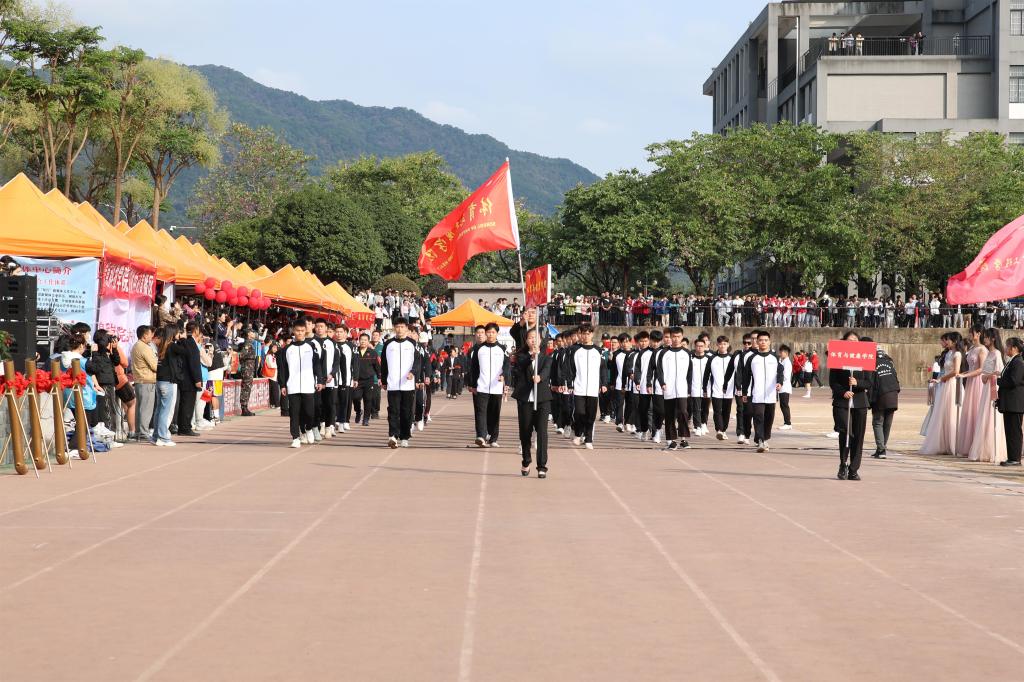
[524,264,552,307]
[418,161,520,280]
[947,214,1024,304]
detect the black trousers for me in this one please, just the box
[318,386,336,428]
[689,397,710,429]
[625,391,637,427]
[288,393,315,438]
[269,379,280,408]
[336,386,352,424]
[779,393,791,425]
[835,405,868,474]
[652,394,664,432]
[1004,412,1023,463]
[712,397,732,433]
[635,394,652,433]
[613,390,626,425]
[599,390,610,419]
[415,386,427,422]
[370,384,381,417]
[558,392,574,429]
[663,397,690,442]
[448,373,463,397]
[573,395,599,443]
[387,390,415,440]
[750,402,776,444]
[872,406,896,456]
[519,400,550,470]
[473,392,502,442]
[177,383,197,434]
[352,382,372,420]
[737,397,753,438]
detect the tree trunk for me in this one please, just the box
[112,143,124,225]
[151,184,162,230]
[622,264,630,299]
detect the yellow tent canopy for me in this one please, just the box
[429,299,514,327]
[252,264,273,277]
[0,174,106,258]
[248,265,339,309]
[45,189,156,272]
[125,220,208,283]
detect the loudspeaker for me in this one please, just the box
[0,275,38,363]
[0,321,33,363]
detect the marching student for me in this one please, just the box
[550,334,566,432]
[443,347,464,399]
[555,329,579,438]
[468,322,509,447]
[742,330,784,453]
[601,334,620,423]
[466,324,488,438]
[313,320,339,438]
[513,327,552,478]
[352,332,379,426]
[333,325,356,432]
[613,333,631,432]
[648,330,668,444]
[381,318,422,448]
[831,332,874,480]
[733,333,755,444]
[413,331,435,431]
[704,335,735,439]
[279,318,325,448]
[622,333,642,433]
[631,331,654,439]
[777,344,794,430]
[567,323,609,449]
[655,327,692,450]
[689,337,711,436]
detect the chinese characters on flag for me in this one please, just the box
[418,161,520,281]
[947,213,1024,304]
[524,264,552,307]
[826,340,878,372]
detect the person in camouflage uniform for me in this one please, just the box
[238,327,258,416]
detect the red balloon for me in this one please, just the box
[263,297,272,310]
[250,289,262,300]
[237,295,249,307]
[228,296,238,306]
[204,289,216,301]
[215,291,227,304]
[194,282,206,295]
[236,286,249,298]
[221,280,233,292]
[249,297,260,310]
[204,277,217,289]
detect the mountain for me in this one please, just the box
[164,65,599,221]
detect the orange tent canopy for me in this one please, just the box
[249,265,336,309]
[125,219,208,283]
[44,189,156,272]
[325,281,373,315]
[234,262,256,282]
[429,299,514,327]
[252,265,273,278]
[0,174,106,258]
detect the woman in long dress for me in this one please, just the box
[920,333,963,455]
[969,328,1007,463]
[956,325,988,456]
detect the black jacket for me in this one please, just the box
[176,337,203,386]
[87,351,117,385]
[998,354,1024,414]
[829,368,873,409]
[157,343,186,383]
[511,351,553,403]
[354,348,380,384]
[871,351,900,410]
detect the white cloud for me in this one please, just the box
[579,117,614,134]
[421,101,478,130]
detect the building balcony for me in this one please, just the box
[800,35,991,73]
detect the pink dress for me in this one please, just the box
[920,351,961,456]
[968,350,1006,463]
[956,345,988,456]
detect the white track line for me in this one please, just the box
[135,451,397,681]
[673,454,1024,657]
[457,449,489,682]
[0,436,303,595]
[575,447,781,682]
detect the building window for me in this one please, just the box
[1012,66,1024,103]
[1010,133,1024,145]
[1014,9,1024,36]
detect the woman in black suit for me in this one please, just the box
[513,328,552,478]
[998,337,1024,467]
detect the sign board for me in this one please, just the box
[826,340,878,372]
[16,256,99,327]
[524,264,552,308]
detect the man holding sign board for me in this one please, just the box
[828,332,876,481]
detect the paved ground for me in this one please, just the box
[3,388,1024,681]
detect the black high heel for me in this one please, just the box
[521,467,530,477]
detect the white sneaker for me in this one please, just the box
[476,437,487,448]
[196,421,214,431]
[803,393,812,399]
[585,442,593,450]
[319,425,326,437]
[299,432,308,444]
[716,431,725,441]
[556,427,564,435]
[290,438,301,448]
[416,420,424,431]
[826,431,839,439]
[155,440,177,447]
[335,422,344,432]
[757,442,766,453]
[400,439,410,448]
[388,436,398,449]
[489,441,500,448]
[547,414,553,422]
[779,424,792,431]
[572,436,583,446]
[603,416,611,423]
[343,423,351,431]
[326,426,335,438]
[110,441,124,448]
[653,430,662,444]
[627,424,636,433]
[738,436,747,444]
[312,429,323,442]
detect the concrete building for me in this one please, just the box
[704,0,1022,140]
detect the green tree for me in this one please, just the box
[189,122,313,229]
[258,184,385,288]
[138,60,226,229]
[204,217,264,266]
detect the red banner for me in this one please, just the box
[826,340,878,372]
[947,213,1024,304]
[418,161,520,281]
[525,264,551,307]
[100,257,155,302]
[346,312,374,329]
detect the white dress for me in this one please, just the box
[920,351,960,456]
[968,350,1006,463]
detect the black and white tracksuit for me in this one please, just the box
[279,339,325,439]
[704,352,735,433]
[469,342,509,443]
[315,336,339,429]
[733,349,754,438]
[743,351,785,444]
[566,344,609,443]
[336,340,355,425]
[633,347,656,434]
[655,346,692,442]
[381,337,421,440]
[689,353,710,430]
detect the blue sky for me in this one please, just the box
[73,0,767,176]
